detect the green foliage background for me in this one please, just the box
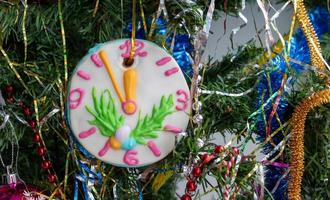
[0,0,328,199]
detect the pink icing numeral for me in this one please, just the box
[175,89,189,111]
[164,124,182,134]
[164,67,179,76]
[119,40,147,58]
[91,53,103,67]
[69,88,85,109]
[79,127,96,138]
[156,56,171,66]
[77,70,91,80]
[147,141,161,157]
[123,150,139,165]
[98,141,110,157]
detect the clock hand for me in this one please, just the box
[123,68,137,115]
[99,50,137,115]
[99,50,125,103]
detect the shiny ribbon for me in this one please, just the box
[256,0,275,56]
[148,0,168,39]
[156,0,168,21]
[0,90,5,106]
[261,160,289,168]
[255,165,265,200]
[230,0,248,48]
[191,0,215,117]
[73,159,102,200]
[129,0,137,61]
[271,169,289,194]
[57,0,68,90]
[74,173,95,200]
[201,87,254,97]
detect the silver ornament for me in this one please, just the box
[192,101,202,111]
[196,138,204,148]
[193,114,203,125]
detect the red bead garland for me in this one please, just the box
[180,145,242,200]
[37,146,46,156]
[192,167,202,177]
[47,174,57,183]
[29,120,37,129]
[6,96,14,104]
[181,193,192,200]
[41,160,52,169]
[1,86,58,185]
[186,180,197,192]
[23,107,32,116]
[4,85,14,94]
[214,145,224,153]
[33,133,41,143]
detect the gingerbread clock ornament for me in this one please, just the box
[67,39,190,167]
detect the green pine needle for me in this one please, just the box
[85,87,124,137]
[131,95,174,144]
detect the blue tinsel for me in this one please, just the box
[255,7,330,200]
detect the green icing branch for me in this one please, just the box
[131,95,174,145]
[86,87,124,137]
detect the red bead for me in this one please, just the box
[186,180,197,192]
[47,174,57,183]
[6,96,14,104]
[201,154,213,164]
[181,194,192,200]
[23,107,31,116]
[214,145,224,153]
[29,120,37,129]
[37,146,46,156]
[4,85,14,94]
[233,147,240,155]
[41,160,52,169]
[192,167,202,177]
[33,133,41,142]
[18,101,24,107]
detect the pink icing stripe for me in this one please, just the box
[138,51,148,57]
[98,141,110,157]
[123,150,139,165]
[79,127,96,138]
[77,70,91,80]
[156,57,171,66]
[147,141,161,157]
[164,124,182,134]
[91,53,103,67]
[164,67,179,76]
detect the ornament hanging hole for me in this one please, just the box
[123,57,134,68]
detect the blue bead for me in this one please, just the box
[121,138,137,150]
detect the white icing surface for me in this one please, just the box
[67,39,191,167]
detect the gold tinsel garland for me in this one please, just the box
[295,0,324,70]
[288,89,330,200]
[288,1,330,200]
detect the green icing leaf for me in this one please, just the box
[85,87,124,137]
[131,95,174,144]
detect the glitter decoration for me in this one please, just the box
[295,0,325,72]
[254,7,330,199]
[288,89,330,200]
